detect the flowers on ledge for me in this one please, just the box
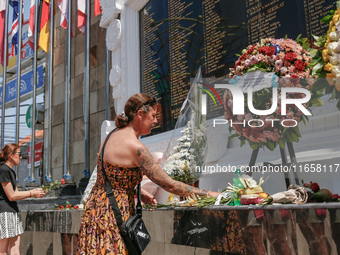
[303,181,340,202]
[55,201,82,210]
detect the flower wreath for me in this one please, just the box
[225,37,320,151]
[311,6,340,109]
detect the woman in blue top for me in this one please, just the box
[0,143,45,255]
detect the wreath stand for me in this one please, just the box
[248,142,299,189]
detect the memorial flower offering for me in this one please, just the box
[311,5,340,109]
[55,201,80,210]
[303,180,338,202]
[224,37,322,151]
[42,179,63,193]
[162,68,207,185]
[260,185,308,205]
[163,118,206,184]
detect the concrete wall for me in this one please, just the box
[19,204,340,255]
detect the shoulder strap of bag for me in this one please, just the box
[100,129,142,229]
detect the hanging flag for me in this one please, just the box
[0,0,6,66]
[58,0,68,29]
[94,0,101,17]
[39,0,50,52]
[77,0,85,33]
[28,0,35,49]
[9,0,19,57]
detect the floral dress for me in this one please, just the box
[77,155,143,254]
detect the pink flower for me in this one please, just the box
[250,55,258,64]
[275,59,283,69]
[244,59,251,67]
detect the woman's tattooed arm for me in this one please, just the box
[136,146,208,197]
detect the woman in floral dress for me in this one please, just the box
[77,93,219,254]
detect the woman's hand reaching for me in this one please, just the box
[141,188,157,208]
[31,188,46,198]
[207,191,221,197]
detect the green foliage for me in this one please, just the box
[42,180,62,193]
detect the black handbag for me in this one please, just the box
[100,129,151,255]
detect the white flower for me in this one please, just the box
[280,67,288,75]
[183,142,191,147]
[179,160,188,170]
[171,152,181,160]
[329,31,339,41]
[332,65,340,76]
[329,55,339,65]
[327,42,340,54]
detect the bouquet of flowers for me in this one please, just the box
[303,181,339,202]
[310,4,340,109]
[225,37,321,151]
[163,118,206,184]
[162,68,207,184]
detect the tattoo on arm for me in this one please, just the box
[136,147,208,197]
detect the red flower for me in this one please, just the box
[258,46,269,55]
[66,204,72,208]
[74,205,79,209]
[294,59,306,71]
[310,182,320,193]
[247,45,256,54]
[58,205,64,210]
[266,46,276,56]
[239,52,247,60]
[285,52,296,61]
[61,179,65,185]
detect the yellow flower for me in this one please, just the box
[322,49,330,62]
[324,63,333,72]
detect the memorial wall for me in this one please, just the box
[140,0,337,134]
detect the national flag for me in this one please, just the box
[58,0,68,29]
[28,0,35,49]
[9,0,19,56]
[94,0,101,17]
[77,0,85,33]
[39,0,50,52]
[0,0,6,66]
